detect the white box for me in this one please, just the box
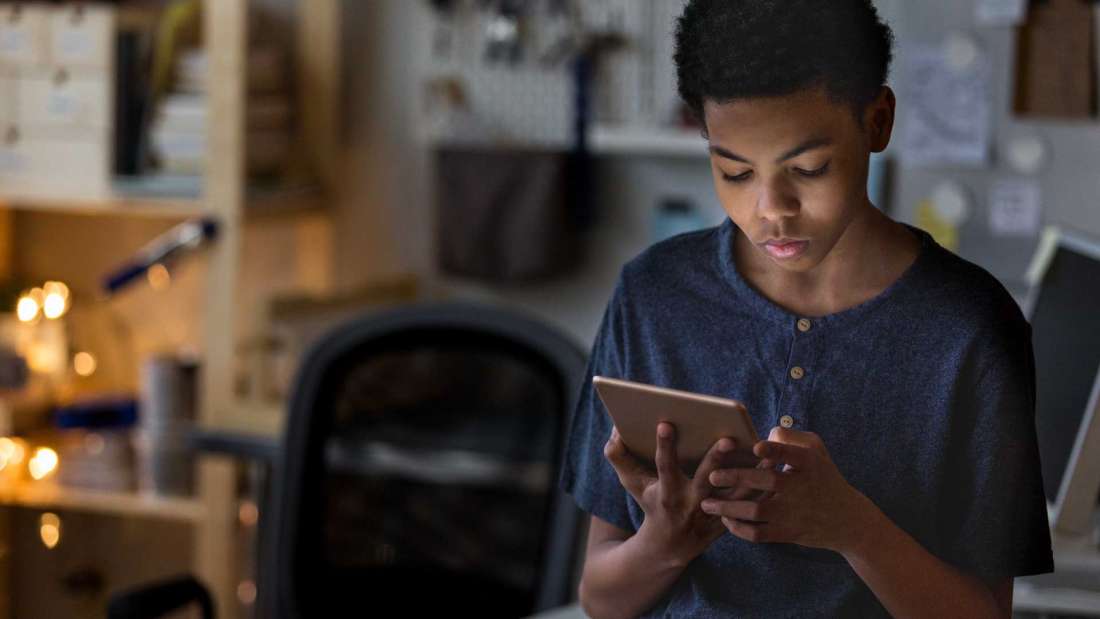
[16,68,111,135]
[0,4,48,68]
[0,132,111,199]
[48,3,114,70]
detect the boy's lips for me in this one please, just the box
[762,238,809,260]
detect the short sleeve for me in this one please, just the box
[937,316,1054,582]
[558,274,637,533]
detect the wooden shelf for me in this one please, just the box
[0,191,208,219]
[0,481,204,523]
[0,183,326,221]
[590,125,709,158]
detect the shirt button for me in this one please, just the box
[790,366,805,380]
[797,318,812,333]
[779,415,794,428]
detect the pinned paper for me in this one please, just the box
[1004,135,1049,175]
[976,0,1027,27]
[989,179,1042,237]
[916,200,960,252]
[899,39,992,167]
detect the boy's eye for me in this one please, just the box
[721,171,752,183]
[795,162,830,177]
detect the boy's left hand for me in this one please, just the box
[700,427,874,554]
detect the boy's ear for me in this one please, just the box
[863,86,896,153]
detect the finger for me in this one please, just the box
[767,427,825,453]
[654,422,684,487]
[691,437,735,495]
[708,467,784,492]
[604,431,653,497]
[700,499,769,522]
[754,440,814,470]
[722,517,771,544]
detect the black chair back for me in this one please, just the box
[270,302,588,617]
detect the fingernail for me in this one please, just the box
[718,438,732,453]
[701,500,716,513]
[658,423,672,438]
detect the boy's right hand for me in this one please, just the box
[603,421,732,567]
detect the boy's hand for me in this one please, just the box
[701,427,874,554]
[603,422,732,567]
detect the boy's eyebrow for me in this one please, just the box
[709,137,834,165]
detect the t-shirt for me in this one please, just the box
[560,217,1054,617]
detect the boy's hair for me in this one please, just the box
[674,0,895,131]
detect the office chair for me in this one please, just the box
[109,302,589,618]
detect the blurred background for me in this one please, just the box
[0,0,1097,617]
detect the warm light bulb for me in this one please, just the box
[42,281,69,300]
[39,512,60,549]
[147,263,171,290]
[238,501,259,527]
[0,438,26,468]
[73,352,97,377]
[15,296,38,322]
[28,447,58,480]
[42,292,66,319]
[236,580,257,605]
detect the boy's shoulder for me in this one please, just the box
[920,237,1030,337]
[618,224,722,293]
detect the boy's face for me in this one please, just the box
[704,86,894,273]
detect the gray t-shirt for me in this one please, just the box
[560,218,1054,617]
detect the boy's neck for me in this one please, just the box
[734,203,922,319]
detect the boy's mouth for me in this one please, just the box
[762,239,809,260]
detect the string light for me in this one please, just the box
[39,513,60,549]
[15,296,38,322]
[0,437,25,471]
[73,352,97,377]
[28,447,58,480]
[238,501,259,527]
[236,580,256,605]
[147,264,171,290]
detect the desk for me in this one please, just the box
[528,529,1100,619]
[527,604,587,619]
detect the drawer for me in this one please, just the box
[16,68,111,134]
[0,4,48,68]
[0,130,111,197]
[0,69,15,126]
[48,4,114,70]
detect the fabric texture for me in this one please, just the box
[560,217,1054,618]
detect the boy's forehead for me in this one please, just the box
[703,89,856,149]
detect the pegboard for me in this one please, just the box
[423,0,688,148]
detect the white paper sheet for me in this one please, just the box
[899,43,992,167]
[989,179,1042,237]
[976,0,1028,27]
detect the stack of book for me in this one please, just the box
[150,47,292,177]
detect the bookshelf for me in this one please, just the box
[0,1,342,617]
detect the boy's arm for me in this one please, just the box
[705,430,1015,619]
[578,515,690,619]
[843,504,1013,619]
[578,425,735,619]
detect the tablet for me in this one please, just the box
[593,375,760,473]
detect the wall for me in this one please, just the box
[343,0,1100,348]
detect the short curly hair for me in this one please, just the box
[674,0,894,130]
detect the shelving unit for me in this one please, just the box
[0,482,204,524]
[590,124,709,158]
[0,1,342,617]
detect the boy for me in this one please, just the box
[559,1,1054,617]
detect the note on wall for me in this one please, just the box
[976,0,1027,27]
[899,40,992,167]
[989,179,1042,237]
[1013,0,1095,118]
